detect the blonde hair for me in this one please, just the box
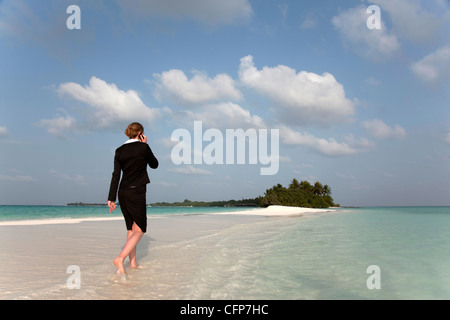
[125,122,144,139]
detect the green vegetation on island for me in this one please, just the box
[66,202,107,206]
[257,179,337,208]
[150,178,337,209]
[149,198,259,207]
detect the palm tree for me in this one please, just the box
[300,180,312,192]
[289,178,300,189]
[323,184,331,196]
[313,182,323,196]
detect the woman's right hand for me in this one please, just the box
[108,201,116,213]
[139,134,147,143]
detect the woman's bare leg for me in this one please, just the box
[114,222,143,274]
[127,224,141,268]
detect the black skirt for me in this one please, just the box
[118,185,147,233]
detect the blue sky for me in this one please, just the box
[0,0,449,206]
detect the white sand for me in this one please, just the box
[0,214,266,299]
[0,216,124,226]
[212,205,335,216]
[0,206,335,227]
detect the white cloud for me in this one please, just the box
[361,118,406,139]
[280,126,371,157]
[59,76,160,127]
[0,126,8,138]
[336,173,357,180]
[344,133,375,149]
[116,0,253,27]
[153,70,242,106]
[40,77,161,136]
[153,180,177,188]
[182,102,266,130]
[238,55,356,126]
[372,0,442,44]
[37,113,77,137]
[445,133,450,145]
[0,0,95,61]
[332,5,400,60]
[300,15,318,30]
[0,174,37,182]
[410,46,450,85]
[168,165,212,175]
[364,77,381,86]
[49,169,88,185]
[279,4,288,21]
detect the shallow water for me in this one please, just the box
[1,207,450,299]
[0,205,255,222]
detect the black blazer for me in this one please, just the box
[108,141,158,202]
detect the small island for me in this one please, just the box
[68,178,338,209]
[66,202,109,207]
[149,198,260,207]
[257,179,338,208]
[149,178,338,209]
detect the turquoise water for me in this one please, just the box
[1,206,450,299]
[0,205,254,222]
[251,206,450,299]
[178,206,450,299]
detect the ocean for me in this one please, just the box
[1,206,450,299]
[0,205,253,222]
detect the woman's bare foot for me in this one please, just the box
[130,264,143,270]
[113,257,125,275]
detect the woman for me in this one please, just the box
[107,122,158,277]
